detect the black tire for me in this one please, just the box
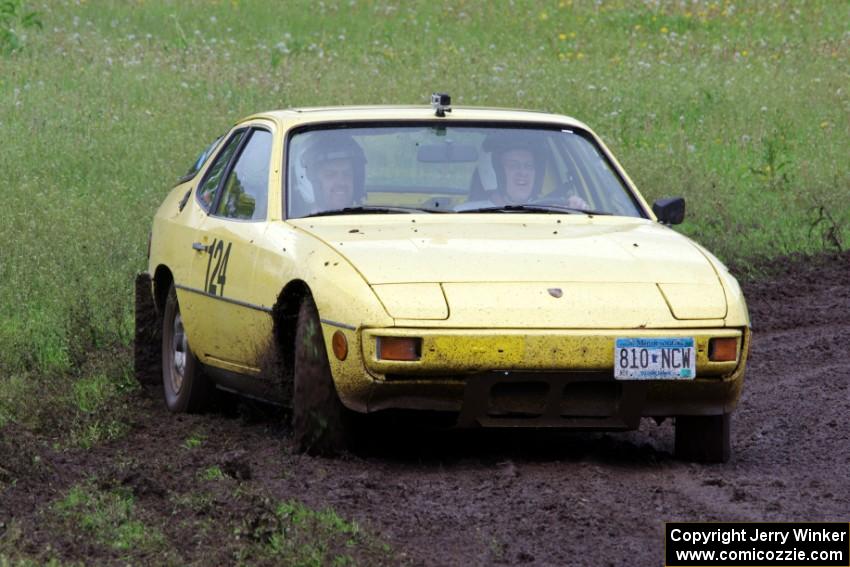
[161,285,211,413]
[674,413,731,463]
[292,295,353,455]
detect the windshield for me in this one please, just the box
[285,124,643,219]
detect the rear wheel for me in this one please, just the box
[292,295,353,454]
[674,413,731,463]
[161,285,211,413]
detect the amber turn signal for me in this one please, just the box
[332,330,348,361]
[709,337,738,362]
[378,337,422,361]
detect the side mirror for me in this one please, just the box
[652,197,685,225]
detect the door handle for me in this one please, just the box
[192,242,207,252]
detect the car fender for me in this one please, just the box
[689,241,750,329]
[255,221,394,411]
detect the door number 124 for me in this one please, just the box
[204,239,232,296]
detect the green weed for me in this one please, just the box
[0,357,136,447]
[169,490,214,514]
[69,419,128,450]
[0,544,72,567]
[750,129,793,192]
[237,499,390,566]
[54,482,164,553]
[809,204,846,252]
[0,0,42,54]
[200,465,225,481]
[183,432,205,449]
[67,364,136,448]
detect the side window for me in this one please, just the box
[214,129,272,221]
[196,129,247,211]
[182,135,222,182]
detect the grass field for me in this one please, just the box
[0,0,848,561]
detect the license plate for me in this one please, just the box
[614,337,695,380]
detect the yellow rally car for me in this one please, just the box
[135,95,750,462]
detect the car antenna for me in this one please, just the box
[431,92,451,117]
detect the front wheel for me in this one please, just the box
[161,285,211,413]
[292,295,354,455]
[674,413,731,463]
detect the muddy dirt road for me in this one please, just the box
[2,253,849,565]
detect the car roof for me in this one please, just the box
[244,106,591,131]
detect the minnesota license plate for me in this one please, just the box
[614,337,695,380]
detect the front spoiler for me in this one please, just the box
[366,369,745,429]
[456,371,647,429]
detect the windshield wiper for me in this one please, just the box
[303,205,444,218]
[457,204,611,215]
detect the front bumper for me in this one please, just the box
[328,326,750,429]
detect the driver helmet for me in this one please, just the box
[483,132,547,201]
[301,133,367,204]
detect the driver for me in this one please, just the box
[302,134,366,212]
[487,136,589,210]
[494,145,543,205]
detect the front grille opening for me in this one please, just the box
[487,381,550,417]
[560,382,621,418]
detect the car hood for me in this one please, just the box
[289,215,728,325]
[291,215,719,285]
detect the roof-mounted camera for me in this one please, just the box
[431,92,451,117]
